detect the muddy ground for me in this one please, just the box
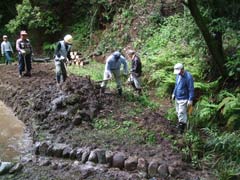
[0,62,215,180]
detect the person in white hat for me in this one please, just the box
[54,34,73,87]
[16,30,33,77]
[172,63,194,134]
[1,35,14,65]
[126,49,142,95]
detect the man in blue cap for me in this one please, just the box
[100,51,128,96]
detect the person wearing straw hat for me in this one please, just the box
[16,30,33,77]
[1,35,14,65]
[172,63,194,134]
[54,34,73,86]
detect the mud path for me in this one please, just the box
[0,63,214,180]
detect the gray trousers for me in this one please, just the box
[175,99,188,124]
[101,70,121,90]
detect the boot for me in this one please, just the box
[118,88,122,96]
[100,87,105,94]
[177,122,186,134]
[137,89,142,96]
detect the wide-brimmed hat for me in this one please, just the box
[64,34,73,44]
[173,63,184,74]
[3,35,7,39]
[20,30,28,35]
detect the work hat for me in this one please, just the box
[126,49,135,55]
[64,34,73,44]
[113,51,121,58]
[3,35,7,39]
[173,63,184,74]
[20,30,28,35]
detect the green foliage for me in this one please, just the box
[71,20,90,51]
[93,118,157,145]
[225,49,240,80]
[140,13,207,97]
[68,60,104,81]
[6,0,61,34]
[181,131,204,168]
[42,42,56,56]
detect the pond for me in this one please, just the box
[0,101,32,161]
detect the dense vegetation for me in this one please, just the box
[1,0,239,179]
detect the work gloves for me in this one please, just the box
[20,50,26,54]
[187,100,193,107]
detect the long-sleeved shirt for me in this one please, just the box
[105,54,128,74]
[1,41,13,55]
[16,38,32,55]
[131,55,142,77]
[173,70,194,101]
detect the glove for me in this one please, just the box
[21,50,26,54]
[187,100,193,107]
[171,94,175,101]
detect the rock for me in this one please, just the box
[76,148,84,160]
[62,146,72,158]
[0,162,14,175]
[137,158,148,172]
[148,161,159,177]
[112,152,126,169]
[158,164,169,178]
[38,141,50,156]
[9,163,23,174]
[69,149,77,159]
[124,156,138,171]
[34,141,41,155]
[49,143,68,157]
[82,148,91,163]
[72,115,82,125]
[106,150,114,166]
[127,173,143,180]
[88,151,98,163]
[95,149,106,164]
[168,166,179,177]
[39,158,51,166]
[51,95,65,111]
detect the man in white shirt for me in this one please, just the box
[1,35,14,65]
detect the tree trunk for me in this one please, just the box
[185,0,227,78]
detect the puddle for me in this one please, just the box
[0,101,32,161]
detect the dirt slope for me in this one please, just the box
[0,63,215,180]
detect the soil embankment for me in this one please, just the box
[0,63,214,180]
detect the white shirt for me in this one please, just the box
[1,41,13,55]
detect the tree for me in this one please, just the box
[183,0,240,77]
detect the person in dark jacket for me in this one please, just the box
[127,50,142,95]
[172,63,194,134]
[54,34,73,86]
[16,30,32,77]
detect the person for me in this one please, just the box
[100,51,128,96]
[1,35,14,65]
[172,63,194,134]
[54,34,73,86]
[16,30,33,77]
[126,49,142,95]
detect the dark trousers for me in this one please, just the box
[18,54,31,75]
[56,61,67,83]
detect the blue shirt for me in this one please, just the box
[105,54,128,74]
[173,70,194,101]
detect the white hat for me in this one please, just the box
[173,63,184,74]
[20,30,28,35]
[64,34,73,44]
[3,35,7,39]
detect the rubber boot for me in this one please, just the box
[100,87,105,94]
[137,88,142,96]
[118,88,122,96]
[178,122,186,134]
